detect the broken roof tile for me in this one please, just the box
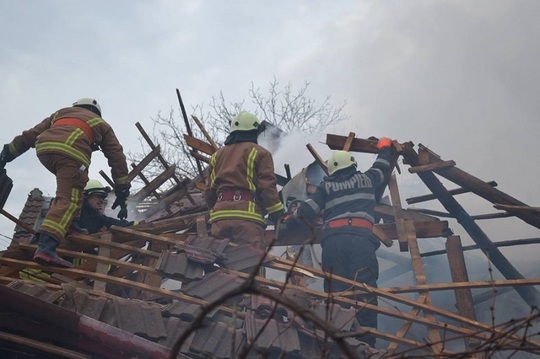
[219,244,268,271]
[113,297,168,341]
[244,311,302,355]
[180,270,245,303]
[155,250,205,282]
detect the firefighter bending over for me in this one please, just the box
[204,111,284,251]
[0,98,130,268]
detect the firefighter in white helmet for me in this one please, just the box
[77,179,136,234]
[0,98,131,267]
[293,138,398,348]
[204,111,284,256]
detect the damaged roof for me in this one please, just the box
[1,127,540,358]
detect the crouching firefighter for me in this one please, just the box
[293,138,397,348]
[0,98,130,267]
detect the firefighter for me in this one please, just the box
[292,138,397,348]
[77,179,136,234]
[204,111,284,251]
[0,98,130,268]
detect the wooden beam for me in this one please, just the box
[306,143,329,175]
[130,165,176,204]
[326,133,378,154]
[406,181,498,205]
[342,132,356,151]
[183,134,216,156]
[191,115,219,151]
[445,236,481,352]
[408,160,456,174]
[127,145,161,183]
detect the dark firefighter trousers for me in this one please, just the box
[321,234,379,347]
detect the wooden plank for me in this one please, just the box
[191,115,219,151]
[342,132,356,151]
[386,294,428,354]
[93,233,112,292]
[375,203,441,222]
[372,225,393,247]
[131,165,176,204]
[406,181,498,205]
[189,150,210,164]
[446,235,482,352]
[326,133,378,153]
[382,278,540,294]
[388,174,408,252]
[183,134,216,156]
[127,145,161,183]
[306,143,329,175]
[387,174,443,353]
[408,160,456,174]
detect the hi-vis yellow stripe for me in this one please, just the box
[209,153,217,188]
[36,142,90,166]
[266,202,284,214]
[41,188,81,239]
[66,128,84,146]
[246,148,257,192]
[209,209,264,223]
[87,117,105,127]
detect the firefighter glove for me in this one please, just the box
[112,185,130,220]
[376,137,393,150]
[116,203,128,220]
[0,144,15,170]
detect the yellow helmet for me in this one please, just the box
[327,150,357,175]
[230,111,259,132]
[73,98,101,116]
[84,179,109,197]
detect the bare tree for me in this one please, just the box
[128,79,347,184]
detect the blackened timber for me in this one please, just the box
[418,143,540,229]
[326,134,378,153]
[131,165,176,204]
[403,145,540,307]
[406,181,498,204]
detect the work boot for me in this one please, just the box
[33,233,73,268]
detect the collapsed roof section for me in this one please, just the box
[0,120,539,358]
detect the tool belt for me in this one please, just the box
[326,217,373,230]
[53,118,95,143]
[217,190,256,202]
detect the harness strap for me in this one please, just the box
[53,118,95,143]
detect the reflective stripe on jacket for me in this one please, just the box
[298,147,395,238]
[8,106,129,186]
[204,141,283,224]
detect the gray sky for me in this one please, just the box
[1,0,539,272]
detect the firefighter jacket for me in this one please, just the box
[204,140,283,224]
[79,201,134,234]
[297,147,396,241]
[7,106,129,187]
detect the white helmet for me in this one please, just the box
[327,150,357,175]
[84,179,109,198]
[230,111,259,132]
[73,98,101,116]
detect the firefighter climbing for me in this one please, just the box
[0,98,131,267]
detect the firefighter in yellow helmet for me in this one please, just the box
[0,98,130,267]
[204,111,284,251]
[293,138,398,348]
